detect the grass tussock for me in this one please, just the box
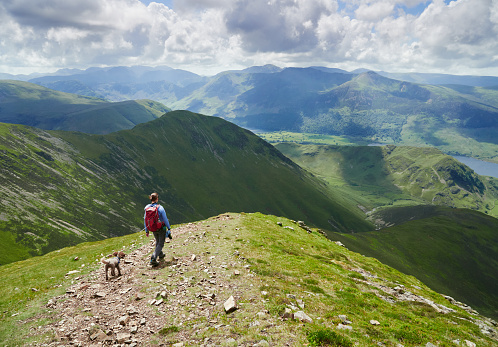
[306,327,353,346]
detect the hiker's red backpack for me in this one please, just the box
[145,204,163,232]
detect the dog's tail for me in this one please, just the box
[101,258,109,265]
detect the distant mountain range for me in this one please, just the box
[0,80,170,134]
[4,64,498,86]
[3,65,496,162]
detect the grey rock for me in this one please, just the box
[294,311,312,323]
[116,332,131,343]
[224,296,238,313]
[256,311,267,319]
[394,285,405,294]
[127,305,138,315]
[225,337,236,345]
[66,270,80,276]
[118,315,130,326]
[90,329,107,341]
[337,323,352,330]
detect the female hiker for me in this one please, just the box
[144,192,172,266]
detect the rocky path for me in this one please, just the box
[32,215,293,346]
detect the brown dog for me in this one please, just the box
[101,251,126,280]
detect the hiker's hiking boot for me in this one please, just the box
[150,259,159,267]
[158,252,165,260]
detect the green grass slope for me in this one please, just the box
[0,80,170,134]
[274,143,498,219]
[0,213,495,346]
[0,111,372,264]
[328,207,498,320]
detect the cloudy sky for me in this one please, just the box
[1,0,497,76]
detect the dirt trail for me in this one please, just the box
[31,215,287,346]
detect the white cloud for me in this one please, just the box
[355,1,395,22]
[0,0,497,76]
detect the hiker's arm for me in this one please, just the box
[159,207,171,230]
[143,211,148,232]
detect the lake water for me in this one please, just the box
[453,156,498,179]
[368,143,498,178]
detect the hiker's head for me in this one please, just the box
[149,192,159,203]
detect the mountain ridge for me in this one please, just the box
[0,111,371,265]
[0,212,496,346]
[3,66,498,162]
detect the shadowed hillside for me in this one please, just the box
[171,69,498,162]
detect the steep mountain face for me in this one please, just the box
[381,145,490,207]
[0,80,170,134]
[0,111,372,264]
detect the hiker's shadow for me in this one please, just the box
[150,258,178,270]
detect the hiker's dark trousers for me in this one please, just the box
[152,226,166,260]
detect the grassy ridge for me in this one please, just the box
[328,207,498,320]
[0,111,372,264]
[0,213,495,346]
